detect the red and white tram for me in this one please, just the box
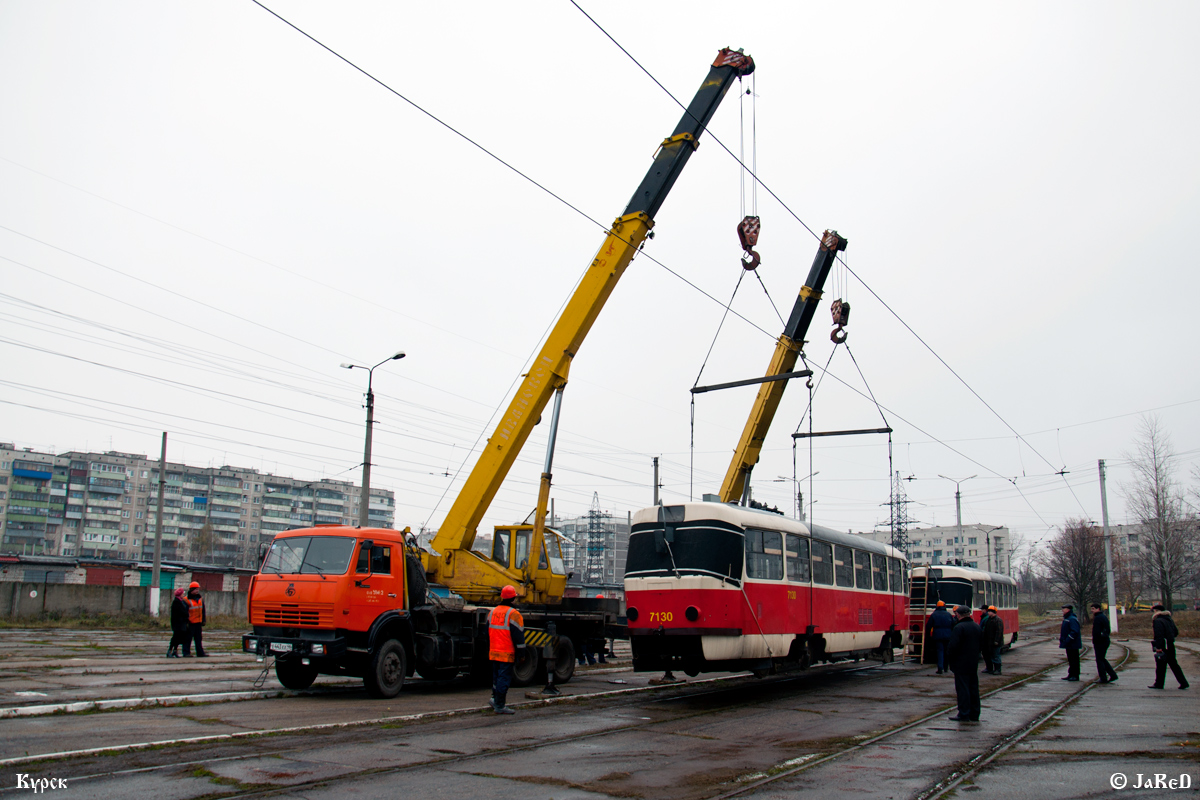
[623,503,909,676]
[907,564,1019,663]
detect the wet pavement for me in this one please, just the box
[0,627,1194,799]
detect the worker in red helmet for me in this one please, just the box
[183,580,208,658]
[487,585,525,715]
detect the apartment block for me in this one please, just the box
[856,523,1011,575]
[0,443,396,567]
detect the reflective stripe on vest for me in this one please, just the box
[187,596,203,624]
[488,605,522,663]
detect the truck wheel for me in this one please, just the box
[552,638,575,684]
[364,639,406,698]
[275,658,318,690]
[511,646,540,686]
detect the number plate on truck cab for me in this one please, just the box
[270,642,293,653]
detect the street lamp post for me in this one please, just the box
[938,474,977,564]
[774,472,818,521]
[342,351,405,528]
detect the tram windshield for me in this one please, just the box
[626,524,744,582]
[929,578,973,607]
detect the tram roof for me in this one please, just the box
[631,502,905,560]
[911,564,1016,584]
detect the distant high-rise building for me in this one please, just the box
[0,442,396,567]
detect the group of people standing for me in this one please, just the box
[166,581,207,658]
[938,600,1190,724]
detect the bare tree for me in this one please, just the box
[1121,415,1199,610]
[189,523,217,564]
[1040,518,1107,615]
[1111,543,1144,611]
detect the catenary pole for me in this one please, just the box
[150,432,167,617]
[1098,459,1119,633]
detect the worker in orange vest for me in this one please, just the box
[488,585,525,715]
[183,581,208,658]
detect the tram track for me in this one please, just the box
[704,639,1130,800]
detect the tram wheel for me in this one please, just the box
[880,646,895,664]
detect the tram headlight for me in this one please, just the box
[685,606,700,622]
[626,607,639,622]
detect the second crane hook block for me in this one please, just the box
[738,215,762,271]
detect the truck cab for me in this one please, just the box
[244,526,452,698]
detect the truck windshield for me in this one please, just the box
[625,523,744,583]
[262,536,356,575]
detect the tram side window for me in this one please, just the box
[854,550,871,589]
[811,540,834,585]
[872,553,888,591]
[888,558,901,593]
[786,534,810,583]
[746,529,784,580]
[834,545,854,588]
[975,581,986,610]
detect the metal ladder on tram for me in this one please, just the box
[906,576,934,663]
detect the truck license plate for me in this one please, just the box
[269,642,293,653]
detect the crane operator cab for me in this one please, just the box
[489,525,569,600]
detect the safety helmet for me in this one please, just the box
[936,600,945,607]
[500,585,518,600]
[988,605,997,612]
[189,581,200,590]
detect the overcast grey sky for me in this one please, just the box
[3,1,1198,561]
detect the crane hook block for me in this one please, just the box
[830,299,850,343]
[738,215,762,271]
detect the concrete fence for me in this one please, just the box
[3,582,248,620]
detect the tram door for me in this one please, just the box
[785,534,812,631]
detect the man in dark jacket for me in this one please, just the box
[981,606,1004,675]
[1090,602,1118,683]
[167,587,188,658]
[946,605,982,721]
[1148,604,1189,690]
[1059,605,1081,680]
[926,600,955,674]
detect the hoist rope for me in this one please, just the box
[752,270,786,328]
[689,270,748,499]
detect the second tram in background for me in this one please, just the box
[623,502,909,676]
[907,564,1019,663]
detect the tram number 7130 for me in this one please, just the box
[648,611,674,623]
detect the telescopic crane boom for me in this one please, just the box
[719,230,847,504]
[426,48,755,603]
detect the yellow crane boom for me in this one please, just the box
[427,48,755,603]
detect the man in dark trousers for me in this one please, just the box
[946,605,982,722]
[1059,605,1081,681]
[1090,602,1118,684]
[1148,603,1189,690]
[926,600,955,674]
[488,585,526,714]
[167,587,188,658]
[981,606,1004,675]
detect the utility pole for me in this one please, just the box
[939,474,977,566]
[342,351,405,528]
[150,432,167,618]
[652,457,661,506]
[1098,459,1119,633]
